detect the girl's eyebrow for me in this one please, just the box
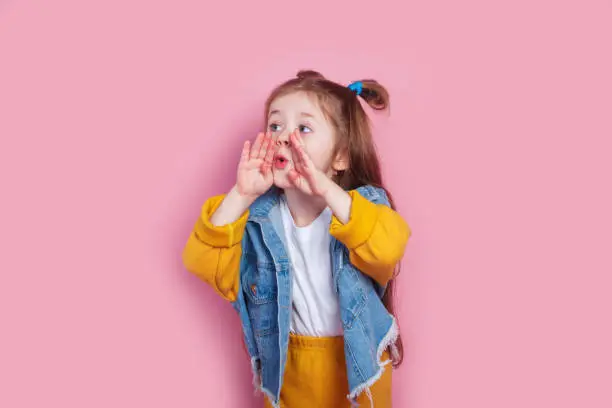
[268,110,316,120]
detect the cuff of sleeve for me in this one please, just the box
[194,194,249,248]
[329,190,379,250]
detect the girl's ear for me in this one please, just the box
[331,148,349,172]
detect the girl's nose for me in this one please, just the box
[275,130,292,147]
[275,139,291,147]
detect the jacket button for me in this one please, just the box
[251,284,256,295]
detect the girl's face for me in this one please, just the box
[267,91,346,189]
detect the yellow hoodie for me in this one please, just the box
[182,189,411,302]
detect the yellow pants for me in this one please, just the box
[263,333,392,408]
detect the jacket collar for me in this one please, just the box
[248,187,282,222]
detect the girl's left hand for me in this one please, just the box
[287,130,331,197]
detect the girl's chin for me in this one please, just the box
[272,172,291,189]
[272,178,292,189]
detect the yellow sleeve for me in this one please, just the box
[181,194,249,302]
[329,190,411,287]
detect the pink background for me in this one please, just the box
[1,0,611,407]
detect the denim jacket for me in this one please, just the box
[230,185,403,407]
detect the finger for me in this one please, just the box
[288,169,311,194]
[258,133,270,158]
[303,167,318,189]
[239,141,251,166]
[300,147,315,170]
[260,141,274,175]
[289,129,298,148]
[257,133,270,160]
[250,133,264,159]
[291,133,310,168]
[289,131,304,166]
[294,129,306,147]
[290,129,306,154]
[262,137,276,172]
[287,169,302,187]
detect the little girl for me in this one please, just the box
[182,70,411,407]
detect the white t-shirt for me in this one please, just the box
[279,195,343,337]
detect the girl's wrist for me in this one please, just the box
[320,177,335,201]
[322,177,344,202]
[230,184,258,208]
[321,177,352,224]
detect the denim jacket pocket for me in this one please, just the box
[241,253,279,337]
[241,253,277,305]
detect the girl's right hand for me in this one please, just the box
[236,132,277,199]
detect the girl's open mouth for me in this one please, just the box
[274,155,289,170]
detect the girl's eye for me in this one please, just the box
[269,123,282,132]
[299,125,312,134]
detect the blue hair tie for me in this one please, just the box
[348,81,363,95]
